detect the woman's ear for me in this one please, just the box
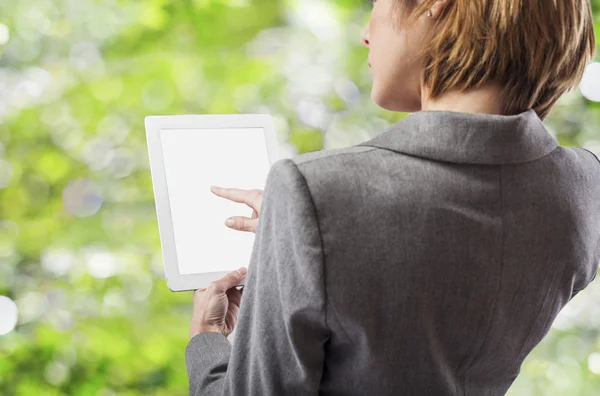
[430,0,451,18]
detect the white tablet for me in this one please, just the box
[145,114,281,292]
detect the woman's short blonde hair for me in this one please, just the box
[394,0,596,119]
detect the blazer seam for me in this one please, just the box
[290,153,366,349]
[357,144,460,165]
[459,165,505,396]
[287,159,331,338]
[508,265,567,369]
[292,146,379,167]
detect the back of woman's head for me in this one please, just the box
[395,0,596,119]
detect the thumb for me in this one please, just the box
[225,216,257,232]
[212,267,247,293]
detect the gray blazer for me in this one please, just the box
[185,109,600,395]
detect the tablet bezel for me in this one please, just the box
[145,114,281,292]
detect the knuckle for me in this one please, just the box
[207,282,218,292]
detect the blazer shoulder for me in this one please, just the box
[277,145,379,203]
[284,145,377,185]
[570,147,600,182]
[289,145,378,167]
[573,146,600,167]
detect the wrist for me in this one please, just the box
[190,325,222,339]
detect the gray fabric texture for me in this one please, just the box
[185,109,600,396]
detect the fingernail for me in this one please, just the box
[210,185,217,191]
[225,218,234,227]
[238,267,247,276]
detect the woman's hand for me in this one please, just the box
[210,186,263,233]
[190,267,247,339]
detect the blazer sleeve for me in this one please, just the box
[185,158,330,396]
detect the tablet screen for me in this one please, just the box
[160,128,272,275]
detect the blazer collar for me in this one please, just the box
[357,109,558,165]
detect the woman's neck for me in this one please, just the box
[420,81,505,115]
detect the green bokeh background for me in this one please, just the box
[1,0,600,395]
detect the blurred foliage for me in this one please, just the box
[0,0,599,395]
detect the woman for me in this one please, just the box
[186,0,599,394]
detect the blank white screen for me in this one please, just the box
[160,128,272,275]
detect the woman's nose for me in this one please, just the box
[361,25,370,47]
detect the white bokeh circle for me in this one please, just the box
[0,295,18,335]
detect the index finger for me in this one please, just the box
[210,186,254,206]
